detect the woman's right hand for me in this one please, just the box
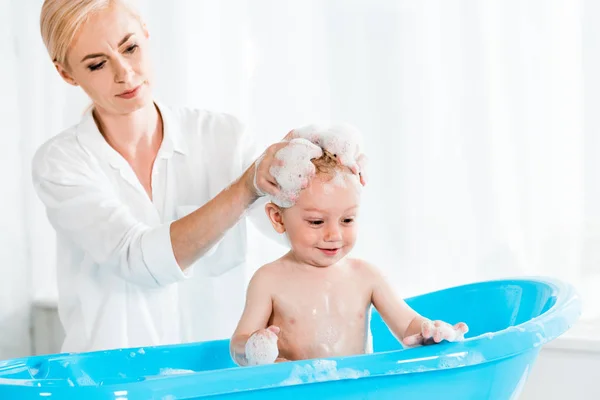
[243,130,297,199]
[241,142,288,199]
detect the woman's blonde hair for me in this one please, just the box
[40,0,140,67]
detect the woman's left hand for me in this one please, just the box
[283,129,369,186]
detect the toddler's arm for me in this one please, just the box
[369,264,468,346]
[230,267,281,366]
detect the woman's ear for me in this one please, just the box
[54,62,78,87]
[265,203,286,234]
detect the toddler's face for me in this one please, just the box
[281,171,361,267]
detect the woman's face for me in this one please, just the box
[56,5,154,115]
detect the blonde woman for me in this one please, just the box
[34,0,366,353]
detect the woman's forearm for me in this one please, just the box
[170,169,258,269]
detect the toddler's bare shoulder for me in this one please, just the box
[345,258,381,278]
[250,259,289,283]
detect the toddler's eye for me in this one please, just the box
[308,220,323,226]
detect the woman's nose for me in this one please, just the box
[114,56,134,84]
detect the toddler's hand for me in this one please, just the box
[402,320,469,347]
[245,325,281,365]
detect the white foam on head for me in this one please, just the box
[330,169,347,188]
[272,123,364,207]
[321,172,344,195]
[270,138,322,208]
[245,331,279,366]
[325,169,362,193]
[291,123,363,172]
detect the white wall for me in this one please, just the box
[0,0,32,359]
[522,347,600,400]
[1,0,599,363]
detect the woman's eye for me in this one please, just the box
[88,61,106,71]
[125,44,138,54]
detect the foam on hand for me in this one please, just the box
[245,330,280,366]
[290,123,363,174]
[422,320,468,343]
[269,138,323,208]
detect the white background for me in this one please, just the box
[1,0,599,397]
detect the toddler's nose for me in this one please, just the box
[323,224,342,242]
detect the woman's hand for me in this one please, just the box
[241,143,288,199]
[402,320,469,347]
[242,128,368,201]
[356,153,368,186]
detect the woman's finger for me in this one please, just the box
[256,176,280,197]
[282,129,295,141]
[356,153,368,186]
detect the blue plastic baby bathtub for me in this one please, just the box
[0,277,580,399]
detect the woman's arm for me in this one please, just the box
[170,160,270,269]
[32,132,288,286]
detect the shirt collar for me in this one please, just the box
[76,100,188,168]
[155,100,188,156]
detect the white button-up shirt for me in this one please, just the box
[32,102,280,353]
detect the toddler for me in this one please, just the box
[231,140,468,366]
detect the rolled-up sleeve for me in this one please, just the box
[32,139,189,288]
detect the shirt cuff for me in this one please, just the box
[141,222,193,286]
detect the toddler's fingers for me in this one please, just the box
[421,320,434,339]
[267,325,280,335]
[403,333,424,347]
[454,322,469,334]
[267,325,280,334]
[433,327,443,343]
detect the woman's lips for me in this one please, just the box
[116,84,142,99]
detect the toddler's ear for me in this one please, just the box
[265,203,286,234]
